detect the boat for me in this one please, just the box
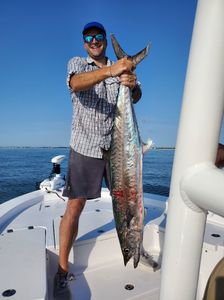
[0,155,167,300]
[1,1,224,299]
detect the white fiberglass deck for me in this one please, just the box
[0,188,166,300]
[0,188,224,300]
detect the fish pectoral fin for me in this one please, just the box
[142,138,154,154]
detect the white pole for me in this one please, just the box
[180,162,224,216]
[160,0,224,299]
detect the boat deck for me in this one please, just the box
[0,188,166,300]
[48,234,162,300]
[0,188,224,299]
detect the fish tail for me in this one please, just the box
[111,34,150,66]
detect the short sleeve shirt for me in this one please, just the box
[67,56,120,158]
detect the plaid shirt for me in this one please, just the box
[67,56,120,158]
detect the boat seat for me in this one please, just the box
[203,257,224,300]
[0,227,47,300]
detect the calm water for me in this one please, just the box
[0,148,174,204]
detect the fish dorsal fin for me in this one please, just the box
[110,34,150,65]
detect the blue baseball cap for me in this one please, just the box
[82,22,106,36]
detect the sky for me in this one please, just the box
[0,0,222,147]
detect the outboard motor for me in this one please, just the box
[40,155,66,191]
[50,155,65,176]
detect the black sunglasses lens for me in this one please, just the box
[95,34,104,41]
[84,36,93,43]
[84,34,105,43]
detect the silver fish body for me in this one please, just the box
[110,84,145,268]
[107,34,154,268]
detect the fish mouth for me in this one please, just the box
[133,254,140,268]
[123,252,140,269]
[123,248,141,268]
[123,246,141,268]
[123,248,132,266]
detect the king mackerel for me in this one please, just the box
[106,35,157,268]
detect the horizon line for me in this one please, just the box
[0,146,175,149]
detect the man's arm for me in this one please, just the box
[132,84,142,103]
[69,67,111,91]
[69,57,135,92]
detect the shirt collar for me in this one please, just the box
[86,56,112,66]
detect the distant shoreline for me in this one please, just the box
[0,146,175,150]
[0,146,69,149]
[155,147,175,150]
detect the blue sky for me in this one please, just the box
[1,0,217,147]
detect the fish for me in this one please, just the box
[107,34,156,268]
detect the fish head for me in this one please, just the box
[121,239,141,268]
[122,246,134,266]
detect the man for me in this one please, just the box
[54,21,142,295]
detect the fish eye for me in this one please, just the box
[124,248,130,254]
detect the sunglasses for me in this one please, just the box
[83,33,105,44]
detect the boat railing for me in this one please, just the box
[160,0,224,299]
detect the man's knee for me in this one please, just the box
[66,198,86,218]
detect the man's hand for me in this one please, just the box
[119,72,137,89]
[119,71,142,103]
[110,57,135,77]
[110,57,138,90]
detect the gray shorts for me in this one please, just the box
[62,148,111,200]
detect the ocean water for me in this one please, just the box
[0,147,174,204]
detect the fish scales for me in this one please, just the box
[107,34,153,268]
[107,35,155,268]
[110,85,144,268]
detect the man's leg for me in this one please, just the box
[58,197,86,273]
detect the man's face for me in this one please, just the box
[83,28,107,60]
